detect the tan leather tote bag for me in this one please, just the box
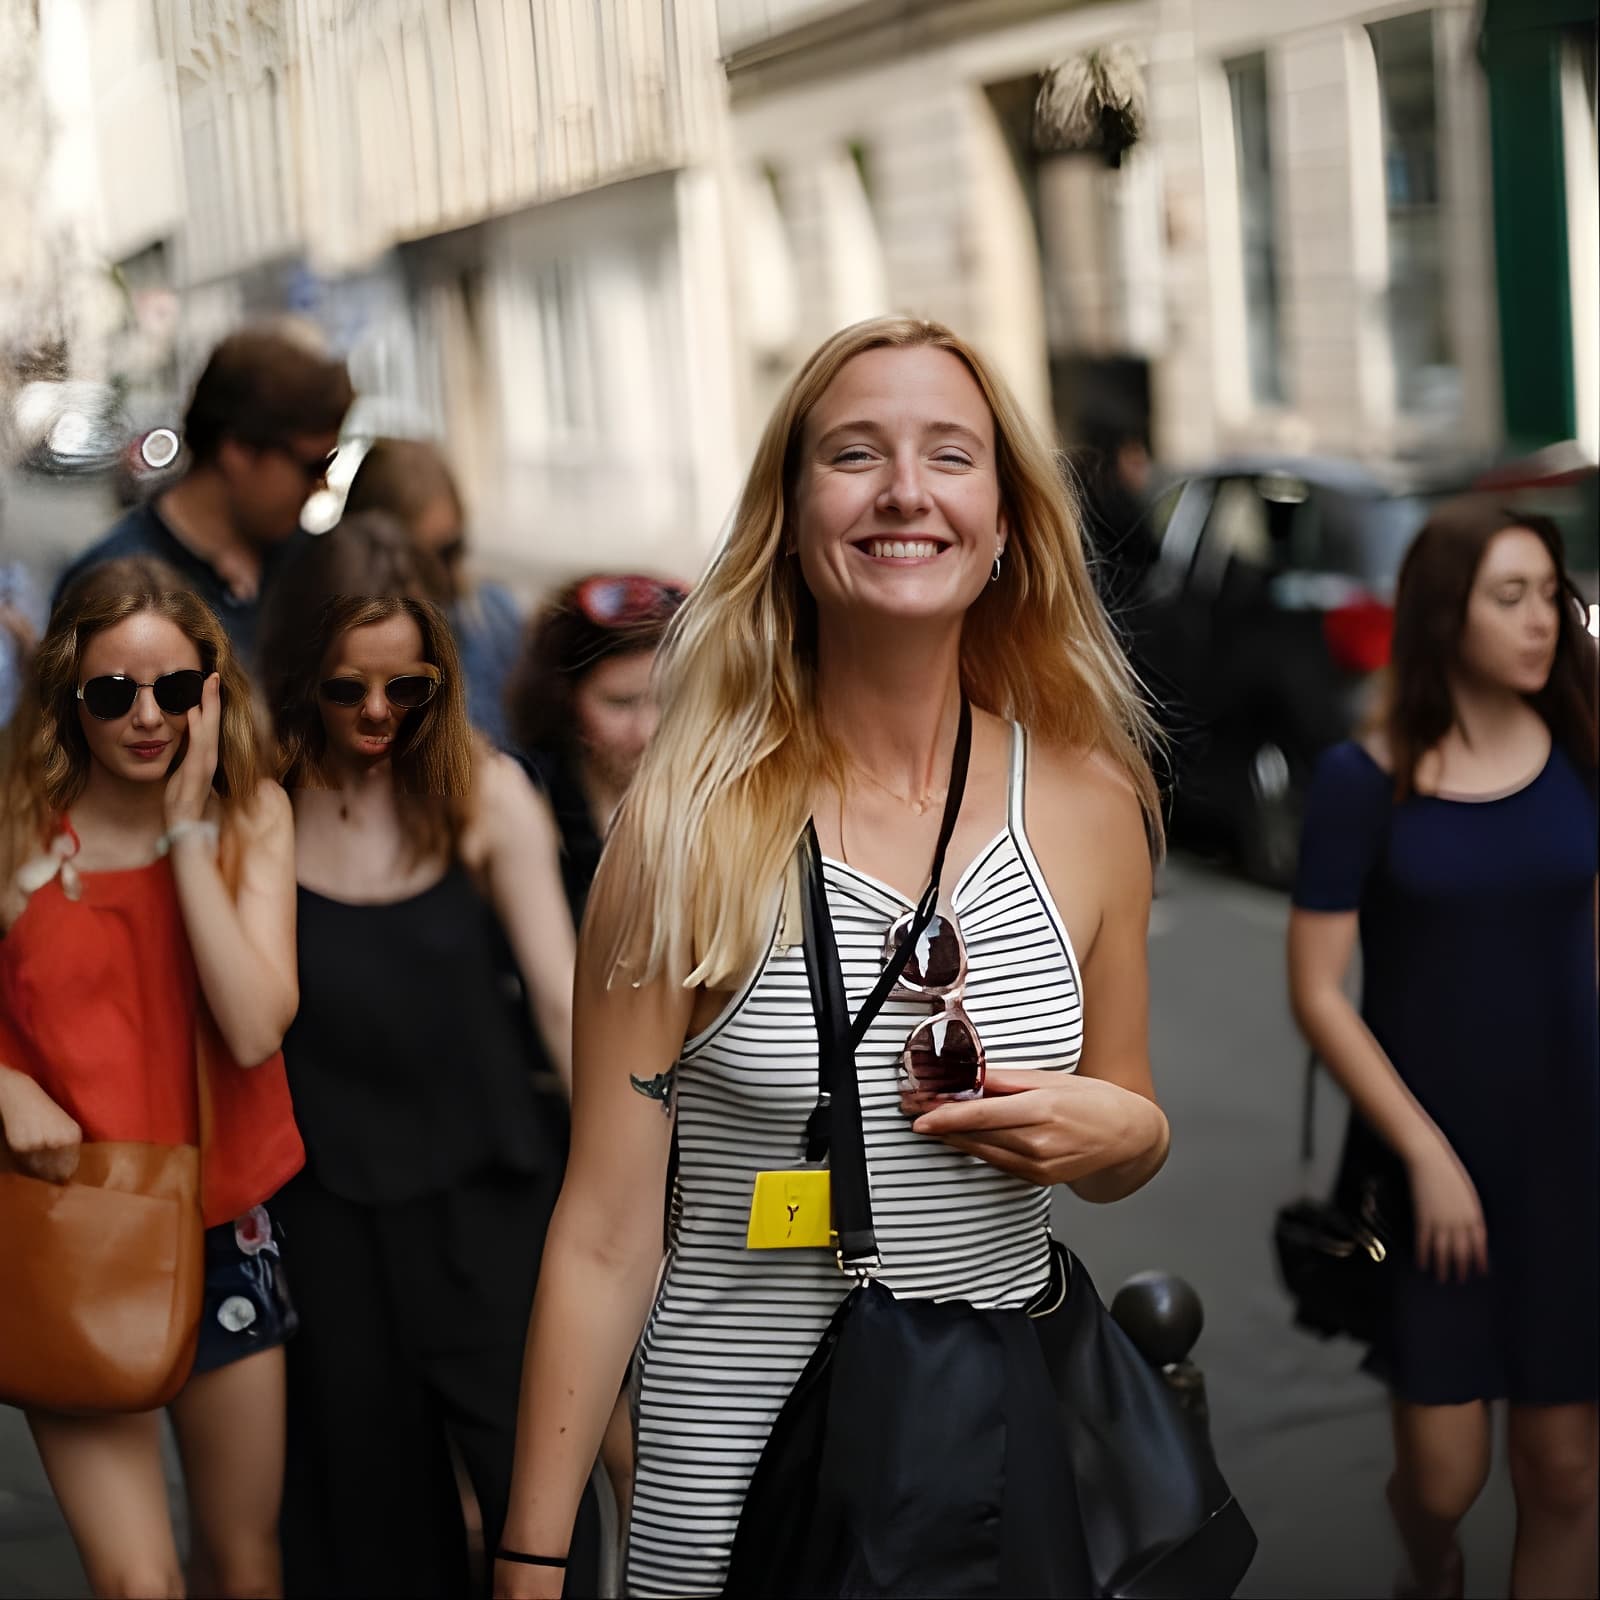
[0,1013,214,1414]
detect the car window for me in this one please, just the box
[1206,479,1275,566]
[1193,474,1325,588]
[1341,495,1432,592]
[1145,482,1185,547]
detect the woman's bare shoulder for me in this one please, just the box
[226,778,293,841]
[1025,735,1145,829]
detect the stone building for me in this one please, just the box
[714,0,1596,470]
[72,0,742,584]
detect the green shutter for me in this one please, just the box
[1480,2,1581,448]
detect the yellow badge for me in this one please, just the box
[746,1169,833,1250]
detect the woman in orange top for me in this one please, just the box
[0,557,304,1598]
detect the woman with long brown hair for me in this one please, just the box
[258,515,591,1598]
[496,315,1172,1597]
[0,557,302,1597]
[1289,499,1598,1599]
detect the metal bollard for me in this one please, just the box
[1110,1270,1212,1433]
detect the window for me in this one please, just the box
[1226,54,1286,407]
[1368,12,1454,416]
[533,260,597,436]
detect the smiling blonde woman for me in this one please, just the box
[497,316,1172,1599]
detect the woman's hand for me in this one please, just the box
[492,1557,567,1600]
[911,1067,1165,1189]
[1406,1135,1488,1283]
[164,672,221,829]
[0,1075,82,1182]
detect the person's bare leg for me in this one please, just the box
[1388,1399,1491,1599]
[26,1408,184,1598]
[601,1390,635,1533]
[1507,1402,1599,1599]
[168,1349,287,1598]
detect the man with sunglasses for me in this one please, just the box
[52,327,355,671]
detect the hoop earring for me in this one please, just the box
[990,552,1003,584]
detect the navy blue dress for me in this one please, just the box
[1295,739,1599,1406]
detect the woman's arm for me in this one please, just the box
[496,875,690,1599]
[1287,907,1486,1280]
[473,753,577,1090]
[913,746,1168,1202]
[171,780,299,1068]
[162,676,297,1065]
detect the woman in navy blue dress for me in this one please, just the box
[1289,498,1597,1600]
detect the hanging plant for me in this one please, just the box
[1034,45,1147,168]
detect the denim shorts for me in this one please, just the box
[193,1201,299,1376]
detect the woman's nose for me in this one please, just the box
[878,450,931,516]
[362,689,391,721]
[131,687,165,730]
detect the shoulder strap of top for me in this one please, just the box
[1007,721,1027,837]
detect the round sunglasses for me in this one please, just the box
[318,671,441,710]
[77,670,207,721]
[883,908,986,1109]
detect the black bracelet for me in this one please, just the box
[496,1547,568,1569]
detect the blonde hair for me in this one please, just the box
[596,316,1162,989]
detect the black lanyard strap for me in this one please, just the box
[799,696,972,1272]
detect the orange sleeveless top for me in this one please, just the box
[0,853,304,1228]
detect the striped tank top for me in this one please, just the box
[626,722,1084,1596]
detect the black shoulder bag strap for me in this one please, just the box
[799,696,972,1276]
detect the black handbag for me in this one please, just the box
[1272,1054,1404,1344]
[723,700,1255,1598]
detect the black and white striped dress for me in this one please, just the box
[626,723,1085,1596]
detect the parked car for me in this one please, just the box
[1122,455,1469,886]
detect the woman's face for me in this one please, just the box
[75,613,203,786]
[317,612,434,769]
[1458,527,1562,696]
[410,492,466,599]
[573,650,659,791]
[791,345,1007,629]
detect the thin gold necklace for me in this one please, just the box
[845,758,948,816]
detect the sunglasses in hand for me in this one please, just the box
[77,671,208,721]
[885,908,986,1113]
[317,670,442,710]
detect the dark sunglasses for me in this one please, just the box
[273,445,338,485]
[574,575,687,628]
[77,670,207,721]
[884,908,986,1109]
[318,671,441,710]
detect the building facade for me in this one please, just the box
[74,0,741,586]
[42,0,1599,582]
[714,0,1593,472]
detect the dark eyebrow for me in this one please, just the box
[813,418,988,452]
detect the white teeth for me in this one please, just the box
[865,539,940,560]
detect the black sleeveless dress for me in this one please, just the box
[284,865,563,1201]
[276,864,588,1598]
